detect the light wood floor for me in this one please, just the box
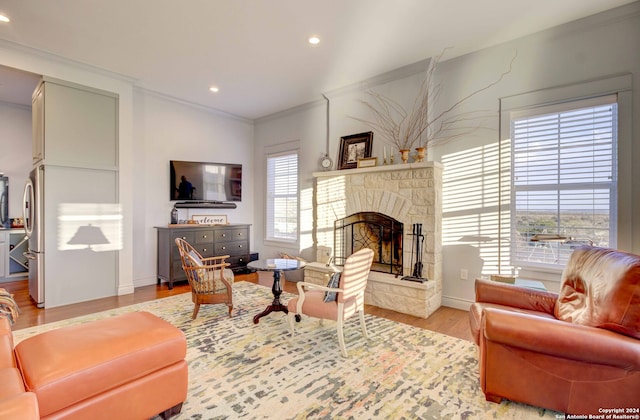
[2,273,473,342]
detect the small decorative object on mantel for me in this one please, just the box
[415,147,426,163]
[357,157,377,168]
[319,153,333,171]
[399,149,410,164]
[192,214,228,225]
[338,131,373,170]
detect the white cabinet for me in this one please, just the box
[32,83,44,165]
[32,78,118,168]
[31,78,119,307]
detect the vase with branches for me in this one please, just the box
[352,49,516,160]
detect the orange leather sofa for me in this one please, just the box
[0,311,188,419]
[469,246,640,414]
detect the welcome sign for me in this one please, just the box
[192,215,228,225]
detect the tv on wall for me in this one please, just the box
[170,160,242,202]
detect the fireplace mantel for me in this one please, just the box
[313,161,443,178]
[312,160,443,318]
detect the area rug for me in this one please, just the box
[13,282,559,419]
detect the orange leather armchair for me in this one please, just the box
[469,246,640,415]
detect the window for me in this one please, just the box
[511,95,617,268]
[266,151,298,242]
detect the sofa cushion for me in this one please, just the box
[469,302,557,345]
[187,250,205,282]
[0,368,26,400]
[0,317,16,369]
[0,392,39,419]
[324,271,341,302]
[555,246,640,339]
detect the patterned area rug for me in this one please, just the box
[13,282,558,419]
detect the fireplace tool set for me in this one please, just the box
[402,223,428,283]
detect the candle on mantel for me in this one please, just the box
[383,146,387,161]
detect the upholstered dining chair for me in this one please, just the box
[287,248,374,357]
[175,238,234,319]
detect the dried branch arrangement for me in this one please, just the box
[352,49,516,152]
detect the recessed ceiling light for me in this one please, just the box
[0,14,10,23]
[308,36,320,45]
[209,86,219,93]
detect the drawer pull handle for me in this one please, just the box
[222,234,226,237]
[202,235,207,239]
[181,236,187,240]
[238,245,243,248]
[203,248,207,252]
[221,246,226,250]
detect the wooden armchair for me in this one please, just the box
[174,238,234,319]
[286,248,374,357]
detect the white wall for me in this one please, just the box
[432,4,640,308]
[131,91,255,287]
[0,101,32,220]
[254,3,640,310]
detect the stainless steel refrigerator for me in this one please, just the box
[23,164,118,309]
[23,166,43,307]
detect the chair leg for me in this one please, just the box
[192,303,200,320]
[159,402,183,419]
[337,320,348,358]
[286,312,295,335]
[227,304,233,318]
[358,309,368,339]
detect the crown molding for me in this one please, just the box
[0,39,136,85]
[133,86,252,124]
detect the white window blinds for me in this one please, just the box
[511,95,617,268]
[266,151,298,242]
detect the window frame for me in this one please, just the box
[498,74,632,277]
[265,143,299,244]
[509,96,618,270]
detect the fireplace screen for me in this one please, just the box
[334,212,403,275]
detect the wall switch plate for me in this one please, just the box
[460,269,468,280]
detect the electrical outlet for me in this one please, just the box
[460,269,468,280]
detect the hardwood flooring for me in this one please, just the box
[2,272,473,342]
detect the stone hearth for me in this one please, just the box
[313,162,442,318]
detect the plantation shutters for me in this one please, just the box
[511,95,617,268]
[266,151,299,242]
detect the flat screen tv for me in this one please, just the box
[170,160,242,202]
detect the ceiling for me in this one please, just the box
[0,0,635,119]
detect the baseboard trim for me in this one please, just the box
[441,296,473,311]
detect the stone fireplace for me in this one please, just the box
[313,162,443,318]
[334,211,403,275]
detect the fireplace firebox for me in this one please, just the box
[334,212,403,275]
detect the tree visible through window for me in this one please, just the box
[266,151,298,242]
[511,95,617,268]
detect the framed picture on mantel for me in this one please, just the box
[338,131,373,170]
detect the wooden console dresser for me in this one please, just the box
[156,224,255,289]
